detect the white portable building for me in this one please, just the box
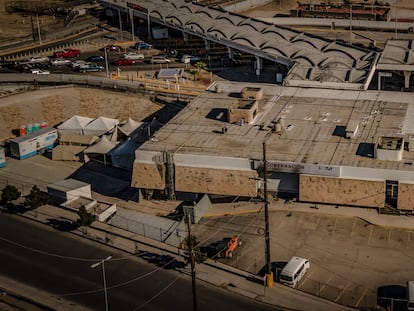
[8,127,58,160]
[47,179,92,204]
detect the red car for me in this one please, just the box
[54,49,81,58]
[105,45,122,52]
[113,58,136,66]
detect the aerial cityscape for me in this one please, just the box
[0,0,414,310]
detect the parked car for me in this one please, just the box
[19,62,49,72]
[54,48,81,58]
[150,55,171,64]
[204,236,242,259]
[74,63,104,73]
[50,58,72,66]
[180,54,201,64]
[124,52,145,60]
[28,56,50,63]
[86,55,105,62]
[31,68,50,74]
[70,60,88,68]
[104,44,122,52]
[113,58,136,66]
[135,42,152,50]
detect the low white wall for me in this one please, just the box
[222,0,273,12]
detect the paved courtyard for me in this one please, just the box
[191,209,414,309]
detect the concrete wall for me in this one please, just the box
[132,162,166,190]
[299,174,384,208]
[175,166,258,197]
[222,0,273,12]
[397,183,414,211]
[259,17,414,31]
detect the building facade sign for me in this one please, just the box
[254,160,341,177]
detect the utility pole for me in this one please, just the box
[349,4,352,45]
[263,142,273,288]
[186,212,198,311]
[30,15,35,41]
[394,4,398,39]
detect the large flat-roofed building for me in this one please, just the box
[132,81,414,211]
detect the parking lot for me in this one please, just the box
[191,208,414,309]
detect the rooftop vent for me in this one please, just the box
[376,136,404,161]
[241,87,263,100]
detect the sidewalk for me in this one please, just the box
[8,204,355,311]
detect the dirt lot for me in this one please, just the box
[0,86,165,140]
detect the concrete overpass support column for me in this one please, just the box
[129,8,135,41]
[204,39,210,52]
[404,71,412,89]
[255,56,262,76]
[147,12,152,40]
[227,47,234,59]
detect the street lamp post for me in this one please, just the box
[104,46,109,78]
[91,255,113,311]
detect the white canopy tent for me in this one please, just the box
[57,115,94,135]
[83,116,119,136]
[84,135,118,154]
[84,135,118,165]
[118,117,143,137]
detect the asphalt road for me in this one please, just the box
[0,213,277,311]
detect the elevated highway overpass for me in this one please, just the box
[99,0,379,90]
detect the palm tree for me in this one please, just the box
[190,61,207,81]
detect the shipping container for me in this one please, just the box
[8,127,58,160]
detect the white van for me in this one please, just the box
[408,281,414,311]
[280,256,310,288]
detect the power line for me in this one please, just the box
[133,274,182,311]
[0,235,129,262]
[59,256,179,297]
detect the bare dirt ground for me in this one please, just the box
[0,12,62,44]
[0,87,164,140]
